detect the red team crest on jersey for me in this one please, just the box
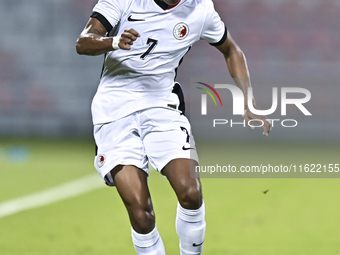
[173,22,189,40]
[96,154,106,168]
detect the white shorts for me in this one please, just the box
[93,107,199,186]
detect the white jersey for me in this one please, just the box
[91,0,226,125]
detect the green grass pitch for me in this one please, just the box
[0,138,339,254]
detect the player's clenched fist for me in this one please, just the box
[115,29,140,50]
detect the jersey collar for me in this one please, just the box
[153,0,181,10]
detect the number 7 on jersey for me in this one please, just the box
[140,38,158,59]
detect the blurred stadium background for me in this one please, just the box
[0,0,339,137]
[1,1,340,254]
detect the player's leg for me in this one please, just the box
[111,165,166,255]
[162,159,206,255]
[141,106,205,254]
[93,115,165,255]
[162,159,202,209]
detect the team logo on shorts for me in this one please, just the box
[96,154,106,168]
[173,22,189,40]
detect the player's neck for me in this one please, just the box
[161,0,180,7]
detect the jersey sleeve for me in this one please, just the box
[91,0,126,33]
[200,0,227,46]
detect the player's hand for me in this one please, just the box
[118,29,141,50]
[242,108,271,137]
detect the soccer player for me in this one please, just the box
[76,0,271,254]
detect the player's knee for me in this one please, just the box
[130,206,155,234]
[178,186,202,210]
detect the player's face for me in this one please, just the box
[162,0,181,6]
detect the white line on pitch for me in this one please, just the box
[0,174,105,219]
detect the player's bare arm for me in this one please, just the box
[76,18,140,56]
[216,31,271,136]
